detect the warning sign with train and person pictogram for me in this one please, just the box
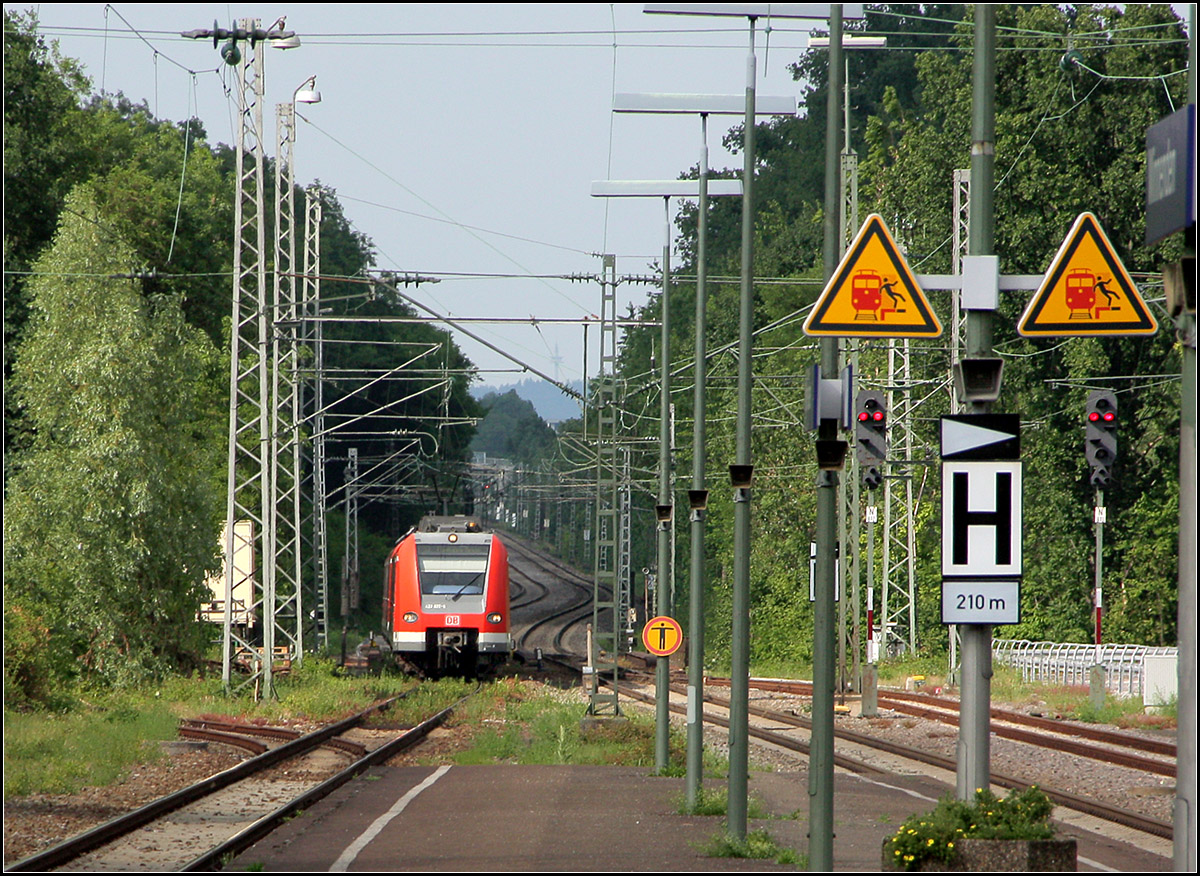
[804,214,943,338]
[1018,212,1158,337]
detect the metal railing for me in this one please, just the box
[993,639,1178,699]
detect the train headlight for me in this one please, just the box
[487,612,503,625]
[402,612,419,624]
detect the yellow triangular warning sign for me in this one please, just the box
[804,214,942,338]
[1018,213,1158,337]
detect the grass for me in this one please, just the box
[4,689,180,797]
[700,828,804,866]
[988,667,1177,730]
[675,786,774,818]
[3,658,415,799]
[450,681,684,768]
[2,665,690,800]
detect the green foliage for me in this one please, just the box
[4,692,179,797]
[260,657,416,721]
[884,787,1056,871]
[4,8,93,457]
[1069,689,1158,727]
[700,828,802,865]
[613,3,1188,668]
[2,603,75,711]
[2,15,484,693]
[453,684,679,768]
[470,390,557,462]
[4,186,224,696]
[3,9,91,259]
[81,96,233,342]
[677,787,772,818]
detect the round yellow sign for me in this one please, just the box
[642,615,683,657]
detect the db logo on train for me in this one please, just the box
[642,615,683,657]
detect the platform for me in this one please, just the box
[227,763,1170,871]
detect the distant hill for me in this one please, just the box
[472,377,583,424]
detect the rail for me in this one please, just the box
[993,639,1178,700]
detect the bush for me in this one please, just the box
[884,786,1055,871]
[3,601,76,709]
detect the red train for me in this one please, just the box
[383,516,511,676]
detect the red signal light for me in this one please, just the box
[857,411,870,422]
[1102,411,1115,423]
[1088,411,1101,422]
[872,411,885,422]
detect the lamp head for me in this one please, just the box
[292,76,321,105]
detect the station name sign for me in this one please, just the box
[1145,103,1195,246]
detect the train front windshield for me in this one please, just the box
[416,543,491,596]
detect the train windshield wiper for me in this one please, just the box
[451,572,484,600]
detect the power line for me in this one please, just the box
[301,116,594,316]
[337,194,598,257]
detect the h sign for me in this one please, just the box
[941,461,1023,578]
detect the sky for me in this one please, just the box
[12,3,848,396]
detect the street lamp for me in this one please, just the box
[612,90,794,811]
[591,177,741,772]
[294,75,321,105]
[644,4,865,855]
[274,76,322,663]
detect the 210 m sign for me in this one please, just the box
[941,580,1020,625]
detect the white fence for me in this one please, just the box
[992,639,1178,700]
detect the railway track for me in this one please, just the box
[496,541,1176,846]
[705,676,1176,776]
[613,671,1174,842]
[505,534,595,657]
[7,689,475,872]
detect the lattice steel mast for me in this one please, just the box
[588,255,622,716]
[221,19,272,695]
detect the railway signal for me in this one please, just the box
[855,391,887,488]
[1085,390,1118,488]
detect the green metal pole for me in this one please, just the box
[656,197,673,773]
[686,115,711,810]
[1174,8,1196,869]
[957,3,996,802]
[810,7,843,871]
[727,15,757,844]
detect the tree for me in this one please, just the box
[4,186,225,701]
[4,9,94,461]
[471,390,557,463]
[5,11,235,467]
[862,3,1186,644]
[616,3,1187,663]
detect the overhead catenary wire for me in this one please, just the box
[30,7,1187,403]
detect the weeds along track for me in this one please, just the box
[8,687,478,873]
